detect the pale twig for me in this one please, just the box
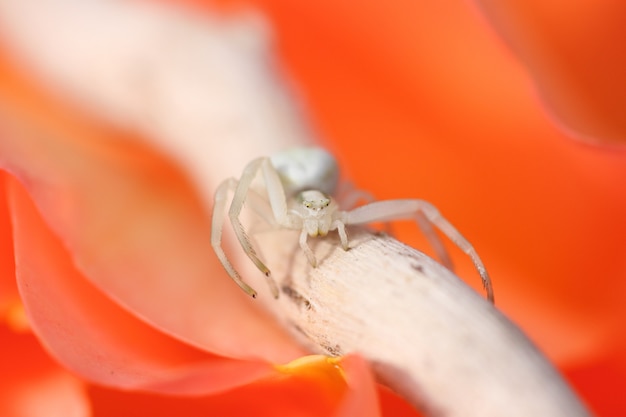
[247,228,590,416]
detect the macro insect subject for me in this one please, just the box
[211,147,494,303]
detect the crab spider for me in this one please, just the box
[211,147,494,303]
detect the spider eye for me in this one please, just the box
[304,202,312,208]
[321,199,330,207]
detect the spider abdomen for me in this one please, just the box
[270,147,339,196]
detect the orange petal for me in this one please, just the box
[276,354,422,417]
[7,176,279,394]
[473,0,626,144]
[329,355,381,417]
[274,355,353,413]
[0,325,90,417]
[0,49,303,363]
[86,354,398,417]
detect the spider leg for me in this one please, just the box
[344,200,452,270]
[226,156,296,298]
[331,219,349,250]
[246,187,279,229]
[415,211,454,271]
[263,159,323,268]
[299,228,317,267]
[227,157,280,298]
[336,184,394,236]
[259,158,291,226]
[211,178,259,298]
[344,199,494,303]
[335,181,375,210]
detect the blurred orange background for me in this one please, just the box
[1,0,625,415]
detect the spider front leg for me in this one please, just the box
[223,157,294,298]
[332,219,349,250]
[298,228,317,267]
[344,199,494,303]
[211,178,259,297]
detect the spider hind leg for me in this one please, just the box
[344,199,494,303]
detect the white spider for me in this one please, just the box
[211,147,494,303]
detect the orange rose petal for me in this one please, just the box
[7,177,281,394]
[0,50,303,363]
[0,325,90,417]
[87,354,391,417]
[473,0,626,144]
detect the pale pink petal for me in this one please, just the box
[7,177,280,394]
[0,325,90,417]
[0,54,303,363]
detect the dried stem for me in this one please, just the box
[247,228,590,416]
